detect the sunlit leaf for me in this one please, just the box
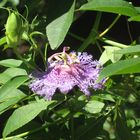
[0,68,27,84]
[99,46,122,64]
[85,100,105,114]
[0,59,22,67]
[0,36,6,46]
[99,50,110,65]
[46,0,75,50]
[79,0,138,17]
[0,89,26,115]
[129,15,140,22]
[0,76,28,101]
[98,57,140,81]
[92,94,115,102]
[3,100,54,137]
[115,45,140,54]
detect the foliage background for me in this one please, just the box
[0,0,140,140]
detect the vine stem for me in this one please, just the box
[13,48,36,70]
[71,115,74,140]
[69,14,125,51]
[78,12,102,52]
[68,32,129,49]
[68,32,84,42]
[101,37,128,48]
[44,43,48,63]
[29,33,47,68]
[99,14,121,37]
[0,0,8,7]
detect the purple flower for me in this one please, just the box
[29,47,105,100]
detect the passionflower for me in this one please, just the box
[29,47,105,100]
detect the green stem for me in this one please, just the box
[29,34,47,68]
[100,37,129,48]
[71,115,74,140]
[70,14,123,50]
[33,50,36,62]
[44,43,48,63]
[0,0,8,7]
[99,14,121,37]
[69,32,129,51]
[30,31,45,37]
[96,41,103,53]
[68,32,85,42]
[38,48,47,68]
[78,12,102,52]
[76,106,115,139]
[13,48,36,70]
[20,93,36,102]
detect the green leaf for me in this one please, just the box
[115,45,140,54]
[0,76,29,101]
[46,0,75,50]
[99,46,122,64]
[92,94,115,102]
[0,36,6,46]
[128,7,140,21]
[135,7,140,13]
[0,68,27,84]
[104,46,122,63]
[3,100,54,137]
[79,0,138,17]
[0,89,26,115]
[85,100,105,114]
[129,15,140,22]
[98,57,140,81]
[0,59,22,67]
[99,50,110,65]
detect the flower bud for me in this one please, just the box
[5,12,23,47]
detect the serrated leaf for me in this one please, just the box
[0,76,29,101]
[115,45,140,54]
[0,59,22,67]
[3,100,54,137]
[79,0,138,17]
[0,68,27,84]
[98,57,140,81]
[85,100,104,114]
[46,0,75,50]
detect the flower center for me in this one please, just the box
[48,47,80,65]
